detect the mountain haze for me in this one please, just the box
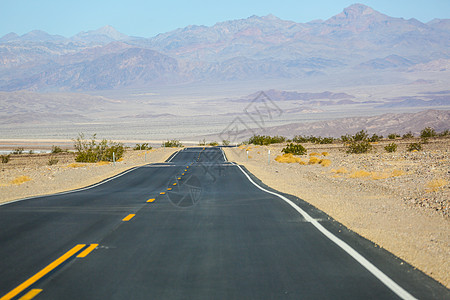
[0,4,449,91]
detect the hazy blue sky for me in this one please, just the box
[1,0,449,38]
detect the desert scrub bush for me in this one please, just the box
[369,133,383,142]
[439,129,449,137]
[346,140,372,154]
[222,140,230,146]
[51,145,64,153]
[209,141,219,146]
[407,142,422,152]
[162,139,183,147]
[247,135,286,145]
[12,147,24,154]
[73,133,125,163]
[388,133,400,140]
[1,154,11,163]
[353,130,369,142]
[309,152,321,156]
[198,139,206,146]
[331,167,349,174]
[10,175,32,185]
[402,131,414,139]
[282,143,307,155]
[384,143,397,153]
[47,158,59,166]
[420,127,437,139]
[319,159,331,167]
[321,152,329,156]
[308,156,320,165]
[275,153,303,164]
[292,135,334,144]
[134,143,152,150]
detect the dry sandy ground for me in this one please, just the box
[0,148,177,204]
[224,138,449,288]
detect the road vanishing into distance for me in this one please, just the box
[0,147,448,299]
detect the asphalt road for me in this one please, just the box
[0,147,448,299]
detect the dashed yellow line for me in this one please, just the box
[160,192,166,195]
[76,244,98,258]
[18,289,42,300]
[167,188,172,191]
[147,198,155,203]
[122,214,135,222]
[0,244,85,300]
[177,177,181,180]
[173,183,177,186]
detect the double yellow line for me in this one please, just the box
[1,243,98,300]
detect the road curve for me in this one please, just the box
[0,147,448,299]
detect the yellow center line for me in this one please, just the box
[167,188,172,191]
[147,198,155,203]
[177,177,181,180]
[173,183,177,186]
[184,169,187,171]
[76,244,99,258]
[18,289,42,300]
[122,214,135,222]
[0,244,85,300]
[160,192,166,195]
[181,173,185,175]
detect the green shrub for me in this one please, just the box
[73,133,124,163]
[163,139,183,148]
[222,140,230,146]
[369,134,383,142]
[51,146,63,154]
[402,131,414,139]
[198,138,206,146]
[384,143,397,153]
[1,154,11,163]
[353,130,369,142]
[134,143,152,150]
[209,141,219,146]
[407,142,422,152]
[420,127,436,139]
[346,140,372,154]
[282,143,307,155]
[248,135,286,145]
[388,133,400,140]
[12,147,24,154]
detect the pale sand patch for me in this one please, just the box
[225,143,449,288]
[0,148,177,204]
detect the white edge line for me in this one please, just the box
[0,166,141,207]
[231,162,417,300]
[220,148,227,162]
[166,150,180,162]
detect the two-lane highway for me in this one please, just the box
[0,147,448,299]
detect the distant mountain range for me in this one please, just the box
[0,4,449,91]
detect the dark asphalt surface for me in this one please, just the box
[0,147,448,299]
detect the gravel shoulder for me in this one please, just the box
[224,138,449,288]
[0,148,177,204]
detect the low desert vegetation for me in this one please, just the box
[162,139,183,148]
[209,141,219,146]
[282,143,307,155]
[292,135,335,144]
[10,175,32,185]
[425,178,448,192]
[12,147,24,155]
[73,133,124,163]
[275,153,303,163]
[133,143,152,150]
[1,154,11,163]
[47,158,59,166]
[51,145,64,154]
[222,140,230,146]
[407,142,422,152]
[247,135,286,145]
[384,142,398,153]
[388,133,400,140]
